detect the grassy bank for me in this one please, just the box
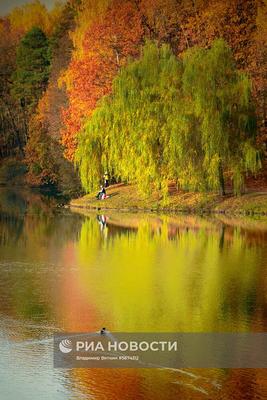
[70,183,267,215]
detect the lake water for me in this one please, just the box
[0,187,267,399]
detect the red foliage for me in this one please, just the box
[61,0,266,165]
[61,1,143,160]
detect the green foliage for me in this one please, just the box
[75,40,260,195]
[76,41,182,195]
[182,39,260,194]
[11,27,51,110]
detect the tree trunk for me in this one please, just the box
[218,161,225,196]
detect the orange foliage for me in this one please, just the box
[25,96,59,186]
[59,0,265,163]
[139,0,181,46]
[69,0,111,57]
[60,0,143,160]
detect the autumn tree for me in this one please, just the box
[8,0,64,36]
[75,40,260,195]
[24,1,81,193]
[0,1,64,160]
[24,106,59,187]
[251,0,267,148]
[182,39,260,194]
[68,0,111,55]
[60,0,143,160]
[0,18,25,156]
[40,1,76,139]
[75,41,182,193]
[2,0,264,193]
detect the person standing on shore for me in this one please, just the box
[104,171,109,187]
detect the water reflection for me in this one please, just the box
[0,188,267,399]
[71,212,267,333]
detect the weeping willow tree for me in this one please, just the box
[75,41,183,195]
[75,39,260,195]
[182,39,260,194]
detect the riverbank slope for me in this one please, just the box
[70,183,267,215]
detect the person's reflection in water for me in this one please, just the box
[219,226,225,252]
[97,215,108,238]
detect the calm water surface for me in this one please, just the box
[0,188,267,399]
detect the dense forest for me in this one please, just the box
[0,0,266,196]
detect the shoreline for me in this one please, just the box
[70,184,267,216]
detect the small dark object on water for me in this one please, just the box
[100,327,106,335]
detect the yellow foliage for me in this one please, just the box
[8,0,64,36]
[70,0,111,59]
